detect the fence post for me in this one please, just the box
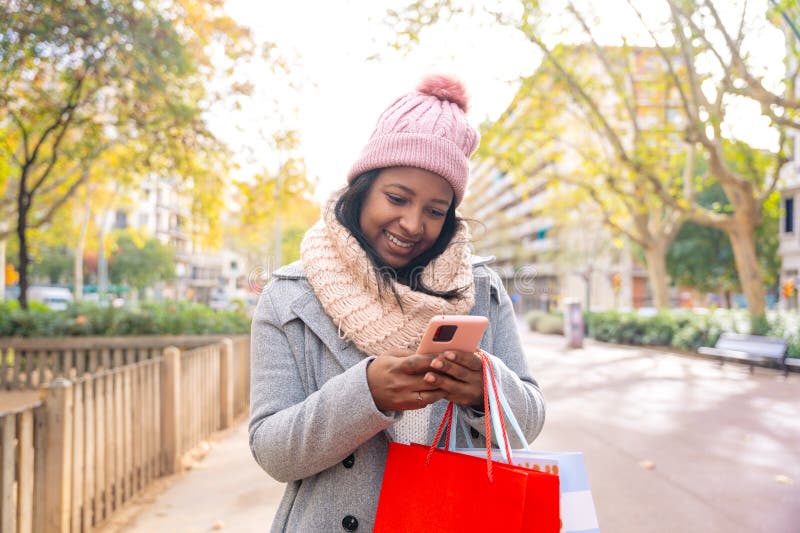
[1,412,16,533]
[219,339,234,430]
[42,377,73,533]
[161,347,182,475]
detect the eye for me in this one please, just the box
[428,208,446,218]
[386,193,406,205]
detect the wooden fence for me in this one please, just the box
[231,337,250,421]
[0,335,250,533]
[0,335,243,391]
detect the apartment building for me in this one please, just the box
[777,18,800,310]
[118,175,246,305]
[779,135,800,309]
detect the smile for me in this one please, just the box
[383,230,415,249]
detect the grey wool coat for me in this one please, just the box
[248,257,546,532]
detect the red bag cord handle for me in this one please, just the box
[427,402,453,467]
[425,350,511,483]
[480,349,514,465]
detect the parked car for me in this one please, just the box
[27,286,74,310]
[82,292,126,308]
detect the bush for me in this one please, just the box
[525,310,549,331]
[587,308,799,355]
[0,300,250,337]
[525,310,563,335]
[536,314,564,335]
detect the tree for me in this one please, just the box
[30,245,73,285]
[477,49,689,309]
[667,181,781,305]
[109,233,176,298]
[390,0,794,329]
[0,0,253,307]
[227,129,319,275]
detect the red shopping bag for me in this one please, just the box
[374,352,560,533]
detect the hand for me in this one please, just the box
[425,351,484,407]
[367,352,448,411]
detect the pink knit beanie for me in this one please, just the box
[347,74,480,207]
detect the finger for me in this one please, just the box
[423,371,471,388]
[429,356,475,382]
[442,350,483,372]
[399,354,438,374]
[423,371,482,403]
[414,388,448,406]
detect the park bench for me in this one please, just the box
[698,333,795,375]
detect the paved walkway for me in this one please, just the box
[109,328,799,533]
[106,422,282,533]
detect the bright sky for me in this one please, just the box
[216,0,537,202]
[214,0,784,203]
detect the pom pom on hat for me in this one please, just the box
[347,73,480,207]
[416,74,469,112]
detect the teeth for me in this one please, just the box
[385,231,414,248]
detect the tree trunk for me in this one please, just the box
[726,218,766,327]
[0,239,5,301]
[98,227,108,303]
[707,155,766,327]
[643,242,670,310]
[73,192,93,301]
[17,190,30,309]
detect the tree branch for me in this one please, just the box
[703,0,800,111]
[520,28,638,170]
[29,108,77,197]
[9,110,31,163]
[624,0,698,130]
[666,0,713,149]
[27,170,92,231]
[25,73,86,176]
[567,2,640,136]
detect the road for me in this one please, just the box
[109,329,800,533]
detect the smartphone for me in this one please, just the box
[417,315,489,355]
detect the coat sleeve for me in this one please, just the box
[248,283,400,482]
[461,268,546,448]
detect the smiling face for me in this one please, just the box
[358,167,454,269]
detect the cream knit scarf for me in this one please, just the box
[300,195,475,357]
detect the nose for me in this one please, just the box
[398,208,424,237]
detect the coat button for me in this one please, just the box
[342,515,359,531]
[343,453,355,469]
[470,427,480,439]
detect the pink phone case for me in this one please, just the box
[417,315,489,354]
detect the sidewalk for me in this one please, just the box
[107,422,283,533]
[106,328,800,533]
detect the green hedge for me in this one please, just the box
[525,310,564,335]
[586,310,800,358]
[0,300,250,337]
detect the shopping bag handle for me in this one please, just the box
[446,352,530,458]
[427,350,513,481]
[482,353,530,452]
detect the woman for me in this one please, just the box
[249,74,546,532]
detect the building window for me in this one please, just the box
[113,210,128,229]
[785,197,795,234]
